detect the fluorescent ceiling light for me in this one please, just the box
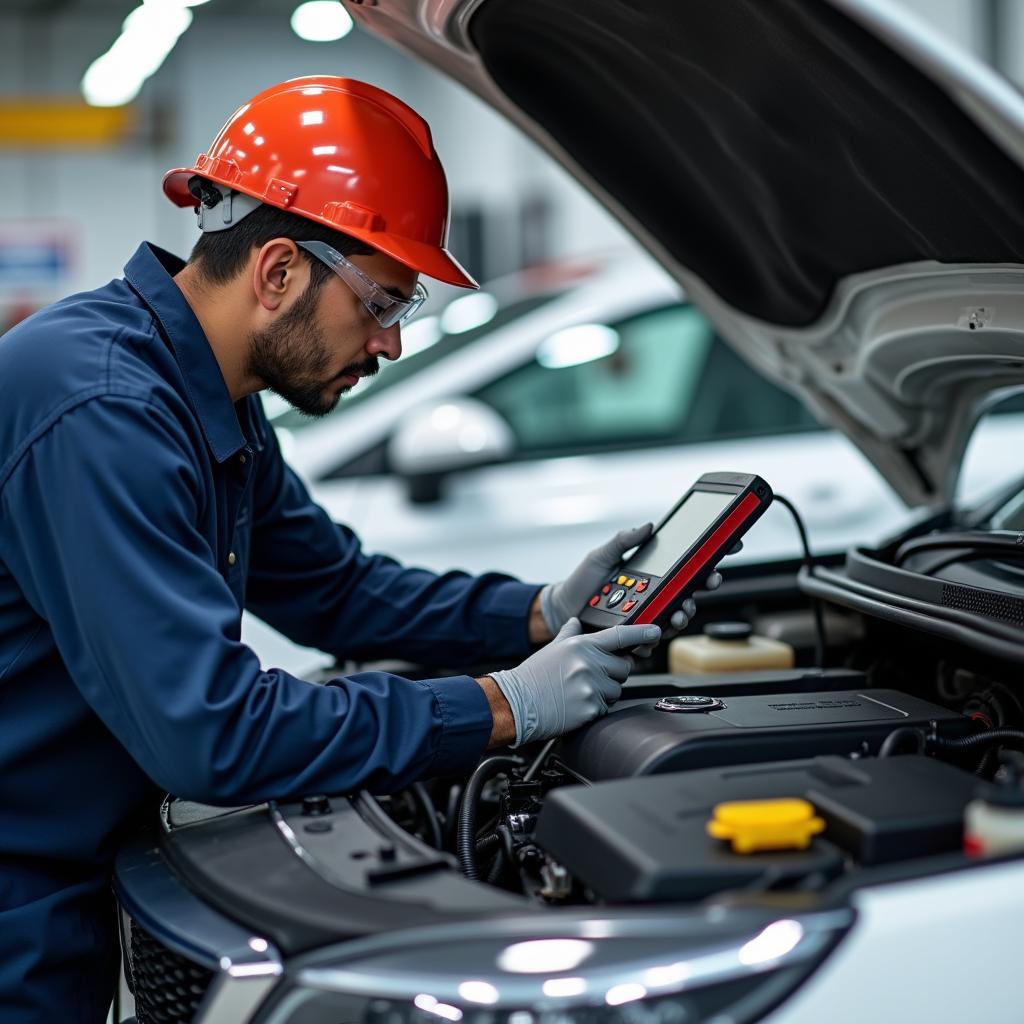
[82,1,196,107]
[291,1,354,42]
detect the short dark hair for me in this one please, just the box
[188,201,373,287]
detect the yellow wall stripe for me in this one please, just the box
[0,100,134,146]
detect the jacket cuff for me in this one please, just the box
[479,579,543,658]
[423,674,493,776]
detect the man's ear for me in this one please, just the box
[252,238,305,312]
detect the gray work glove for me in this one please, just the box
[491,618,662,746]
[539,524,725,638]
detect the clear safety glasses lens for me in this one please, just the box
[297,240,427,328]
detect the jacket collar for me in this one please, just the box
[123,242,250,463]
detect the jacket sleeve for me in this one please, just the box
[244,415,541,666]
[0,394,494,804]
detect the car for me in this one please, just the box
[266,249,914,581]
[115,2,1024,1022]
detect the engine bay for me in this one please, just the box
[149,504,1024,964]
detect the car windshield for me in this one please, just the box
[264,288,566,433]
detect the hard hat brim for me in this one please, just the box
[351,229,479,290]
[163,167,198,208]
[162,166,479,290]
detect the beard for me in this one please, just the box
[246,281,379,418]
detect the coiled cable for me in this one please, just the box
[457,755,524,879]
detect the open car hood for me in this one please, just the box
[345,0,1024,507]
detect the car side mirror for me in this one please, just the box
[387,398,516,504]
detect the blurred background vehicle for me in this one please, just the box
[265,248,1024,581]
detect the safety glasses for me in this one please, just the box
[296,239,428,329]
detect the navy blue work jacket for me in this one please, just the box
[0,243,538,1022]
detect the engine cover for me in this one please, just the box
[535,754,979,902]
[559,688,969,780]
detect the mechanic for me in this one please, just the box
[0,76,711,1022]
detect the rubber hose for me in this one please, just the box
[878,727,927,758]
[411,782,443,850]
[486,848,506,885]
[475,833,501,857]
[443,784,463,848]
[486,824,518,887]
[931,729,1024,751]
[457,755,523,879]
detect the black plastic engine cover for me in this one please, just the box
[560,689,969,780]
[535,755,978,902]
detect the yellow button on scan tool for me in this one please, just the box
[707,798,825,854]
[617,575,629,585]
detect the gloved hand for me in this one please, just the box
[491,618,661,746]
[539,524,725,637]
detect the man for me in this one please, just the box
[0,76,708,1021]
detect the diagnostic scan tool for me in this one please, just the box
[579,472,773,630]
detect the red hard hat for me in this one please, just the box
[163,75,477,289]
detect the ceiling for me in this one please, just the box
[0,0,286,15]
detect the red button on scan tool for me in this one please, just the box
[589,595,601,607]
[635,580,649,593]
[621,599,637,612]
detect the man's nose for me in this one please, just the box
[366,323,402,361]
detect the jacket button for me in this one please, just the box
[239,453,247,464]
[228,552,237,566]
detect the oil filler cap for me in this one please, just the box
[707,798,825,854]
[654,694,725,713]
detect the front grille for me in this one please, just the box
[128,919,214,1023]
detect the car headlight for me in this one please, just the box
[255,910,850,1024]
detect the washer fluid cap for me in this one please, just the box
[707,798,825,854]
[704,621,753,641]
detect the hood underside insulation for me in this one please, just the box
[470,0,1024,325]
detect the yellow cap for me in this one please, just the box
[707,798,825,854]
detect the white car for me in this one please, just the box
[248,250,1022,670]
[269,250,914,580]
[118,2,1024,1023]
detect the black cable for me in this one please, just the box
[443,784,463,849]
[976,745,997,777]
[523,737,558,782]
[773,493,826,667]
[475,833,501,857]
[894,531,1024,568]
[878,726,927,758]
[456,755,523,879]
[930,729,1024,752]
[486,824,519,888]
[411,782,443,850]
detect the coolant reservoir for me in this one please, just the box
[668,621,795,674]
